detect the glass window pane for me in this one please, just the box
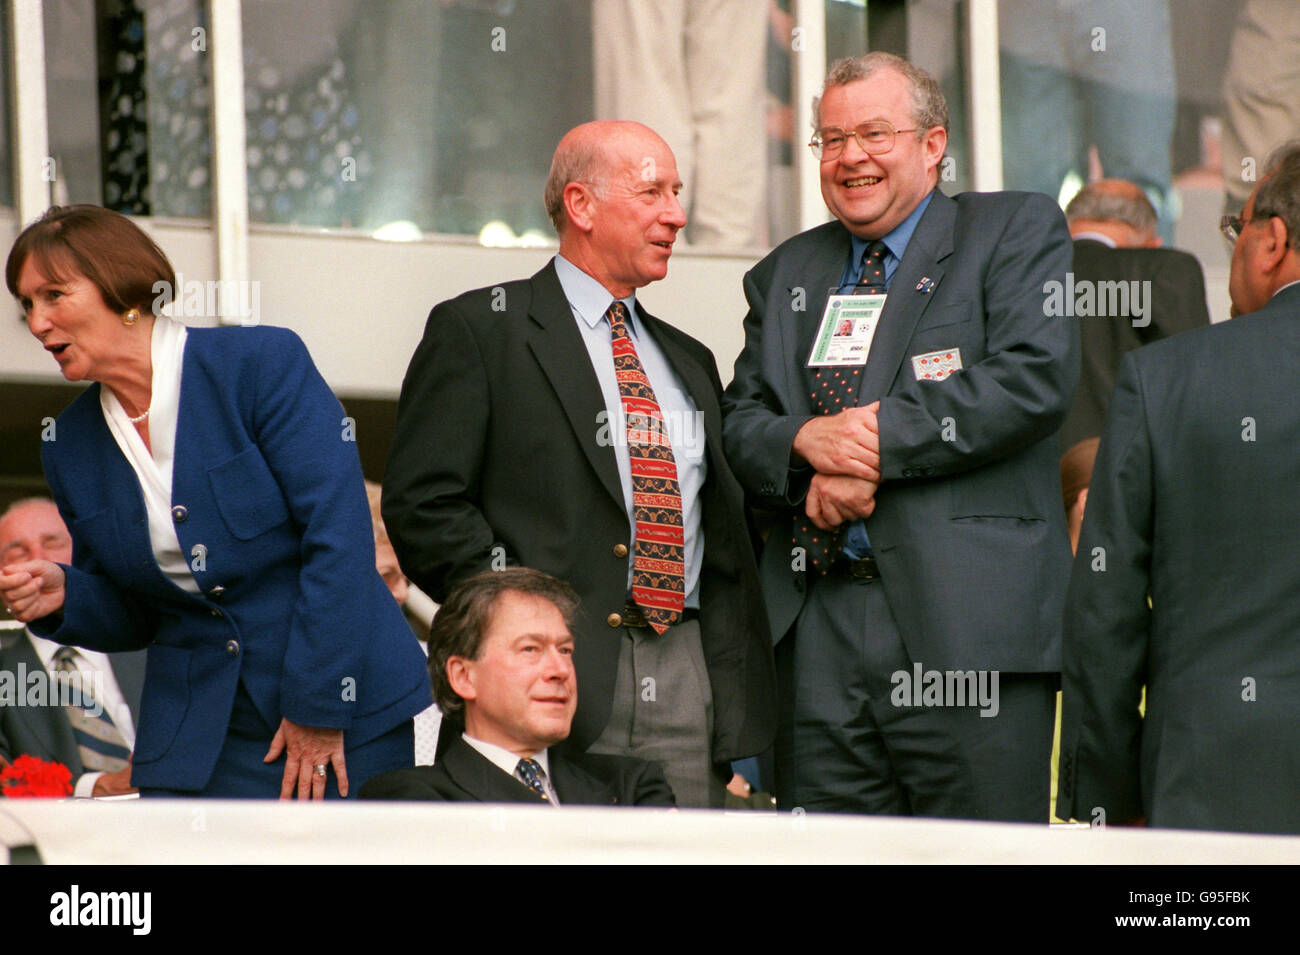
[43,0,212,217]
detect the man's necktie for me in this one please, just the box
[516,757,549,800]
[607,301,686,634]
[794,240,888,573]
[52,647,131,773]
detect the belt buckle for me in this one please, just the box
[849,556,879,580]
[621,602,648,629]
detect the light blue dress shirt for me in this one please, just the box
[553,255,705,608]
[837,190,934,558]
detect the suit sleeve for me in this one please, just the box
[1057,350,1153,823]
[27,450,158,652]
[721,262,816,508]
[630,759,678,807]
[877,192,1079,479]
[245,329,377,729]
[382,301,504,601]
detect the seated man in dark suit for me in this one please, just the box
[1,498,146,797]
[360,567,675,807]
[1059,179,1211,451]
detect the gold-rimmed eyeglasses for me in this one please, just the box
[809,121,920,161]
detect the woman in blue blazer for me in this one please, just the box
[0,206,431,798]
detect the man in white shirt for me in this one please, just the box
[0,498,145,797]
[360,567,675,806]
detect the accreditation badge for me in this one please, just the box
[807,292,887,367]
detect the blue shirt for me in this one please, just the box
[836,190,934,558]
[553,255,705,607]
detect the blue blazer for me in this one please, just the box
[32,325,431,791]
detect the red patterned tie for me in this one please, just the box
[607,301,685,633]
[794,240,888,573]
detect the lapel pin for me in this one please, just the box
[916,277,935,294]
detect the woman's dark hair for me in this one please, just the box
[6,205,175,314]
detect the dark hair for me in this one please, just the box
[6,205,176,314]
[429,567,579,717]
[1255,139,1300,250]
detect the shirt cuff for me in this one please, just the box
[74,771,103,798]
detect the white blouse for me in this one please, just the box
[99,315,201,594]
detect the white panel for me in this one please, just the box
[965,0,1003,191]
[9,0,51,224]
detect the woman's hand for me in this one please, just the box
[264,718,348,799]
[0,559,66,622]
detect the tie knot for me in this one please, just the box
[516,757,549,799]
[52,646,77,667]
[605,301,631,336]
[857,240,889,292]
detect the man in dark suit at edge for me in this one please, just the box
[1057,141,1300,834]
[360,568,675,806]
[1059,178,1210,452]
[382,121,775,808]
[721,52,1078,820]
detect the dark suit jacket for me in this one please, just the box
[0,631,146,781]
[31,326,431,791]
[1057,283,1300,835]
[1059,239,1210,451]
[722,189,1078,671]
[382,260,776,760]
[359,734,676,806]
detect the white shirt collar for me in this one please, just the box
[461,733,551,780]
[553,254,639,336]
[1071,231,1119,248]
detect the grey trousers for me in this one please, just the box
[588,616,726,808]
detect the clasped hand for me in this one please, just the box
[0,559,66,622]
[793,402,881,530]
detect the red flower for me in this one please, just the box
[0,755,74,798]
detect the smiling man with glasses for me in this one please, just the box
[722,51,1078,822]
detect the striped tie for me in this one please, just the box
[52,647,131,773]
[606,301,686,634]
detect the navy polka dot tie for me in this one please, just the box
[516,757,549,800]
[794,240,888,574]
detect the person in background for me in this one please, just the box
[0,497,145,797]
[1058,141,1300,833]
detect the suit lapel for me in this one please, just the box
[548,753,619,806]
[525,263,625,508]
[854,190,954,404]
[787,226,854,415]
[70,388,165,588]
[442,737,546,804]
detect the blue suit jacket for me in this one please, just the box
[32,325,431,791]
[722,189,1078,671]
